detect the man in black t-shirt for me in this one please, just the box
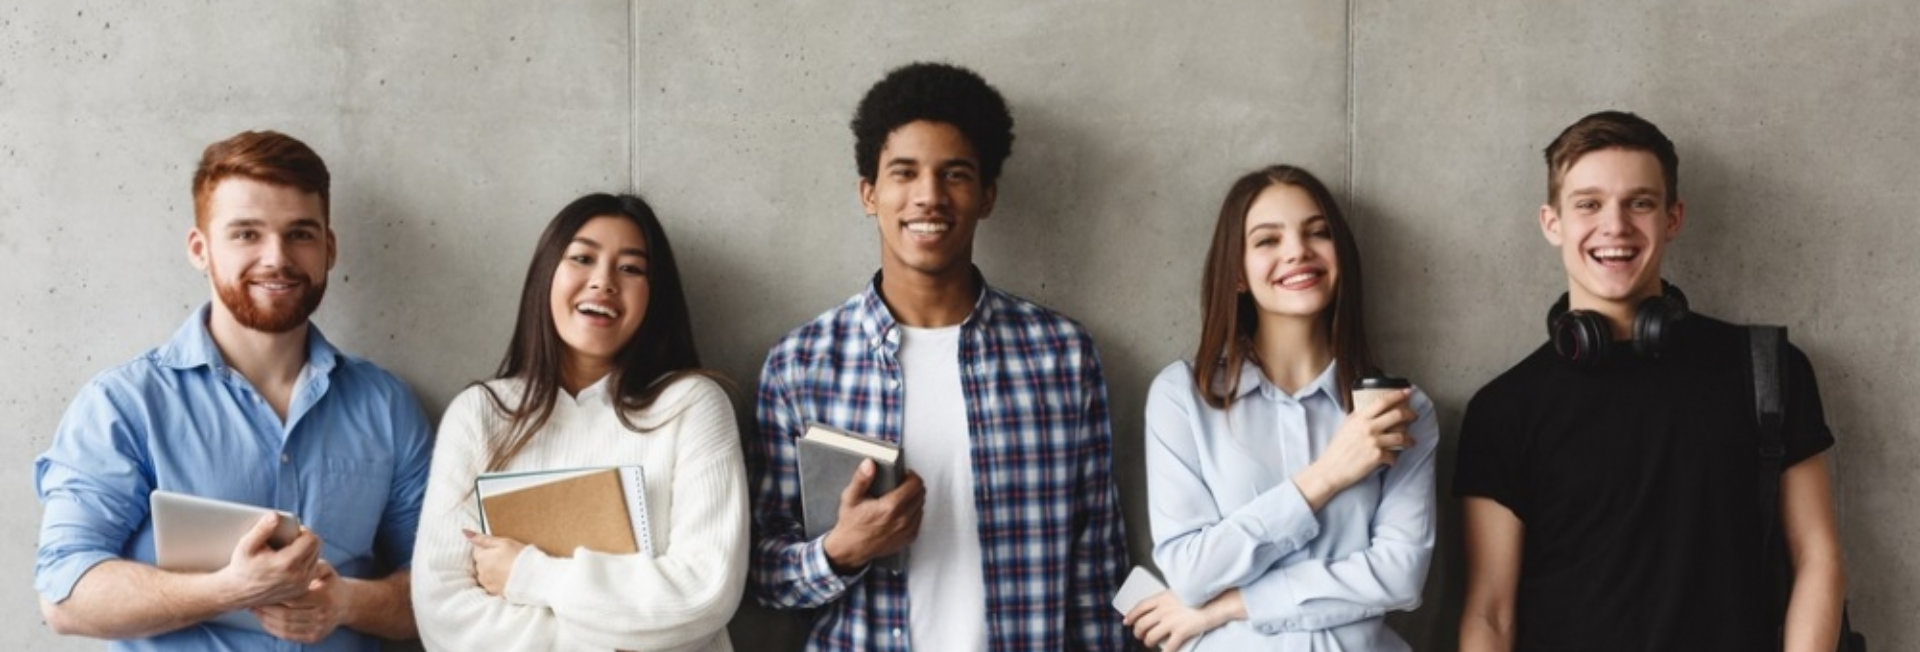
[1455,111,1847,651]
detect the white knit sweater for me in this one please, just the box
[412,375,747,651]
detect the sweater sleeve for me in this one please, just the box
[500,378,750,651]
[411,386,561,650]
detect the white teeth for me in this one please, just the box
[905,221,949,234]
[578,303,617,318]
[1591,247,1637,261]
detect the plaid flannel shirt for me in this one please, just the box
[748,272,1129,651]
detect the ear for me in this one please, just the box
[1663,199,1686,241]
[979,182,997,221]
[858,177,878,217]
[1538,203,1564,246]
[186,227,211,271]
[325,227,338,271]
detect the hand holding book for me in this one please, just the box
[463,528,526,596]
[821,459,926,573]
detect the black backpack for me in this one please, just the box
[1749,325,1865,652]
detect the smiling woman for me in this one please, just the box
[410,193,749,652]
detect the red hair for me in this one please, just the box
[191,130,330,227]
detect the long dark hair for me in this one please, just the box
[1193,165,1376,411]
[480,193,719,471]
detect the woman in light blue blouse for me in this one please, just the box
[1125,165,1438,651]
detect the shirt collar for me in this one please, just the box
[565,373,614,407]
[1234,356,1341,404]
[153,302,339,377]
[857,266,998,349]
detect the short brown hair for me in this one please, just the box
[191,130,330,226]
[1544,110,1678,207]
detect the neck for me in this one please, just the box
[878,266,979,328]
[1252,312,1332,395]
[1568,284,1663,340]
[205,304,309,390]
[560,354,612,396]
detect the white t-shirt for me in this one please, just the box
[899,325,988,652]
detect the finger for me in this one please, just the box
[888,472,927,504]
[1166,633,1190,652]
[840,459,877,507]
[1377,432,1411,451]
[233,513,281,555]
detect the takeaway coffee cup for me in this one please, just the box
[1352,376,1414,451]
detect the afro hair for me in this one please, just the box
[851,62,1015,186]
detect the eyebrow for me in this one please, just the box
[1246,214,1326,232]
[1566,186,1662,198]
[883,156,978,170]
[571,236,648,259]
[222,217,325,230]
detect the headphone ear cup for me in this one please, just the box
[1552,309,1612,366]
[1632,295,1689,358]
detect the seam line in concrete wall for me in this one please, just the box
[627,0,640,194]
[1344,0,1356,205]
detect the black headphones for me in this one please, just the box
[1547,280,1690,366]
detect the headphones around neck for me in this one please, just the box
[1547,280,1690,366]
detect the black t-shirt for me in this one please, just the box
[1454,314,1833,651]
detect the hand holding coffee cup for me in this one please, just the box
[1294,377,1418,511]
[1352,376,1415,451]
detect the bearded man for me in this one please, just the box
[34,130,430,651]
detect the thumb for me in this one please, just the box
[840,459,876,507]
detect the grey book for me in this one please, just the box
[798,423,905,571]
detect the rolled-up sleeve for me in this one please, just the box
[34,379,152,603]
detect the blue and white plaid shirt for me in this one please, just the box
[749,271,1129,651]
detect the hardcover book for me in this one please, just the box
[798,423,904,570]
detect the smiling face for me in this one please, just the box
[1540,147,1685,314]
[859,119,996,287]
[188,177,334,334]
[548,215,650,383]
[1243,184,1340,323]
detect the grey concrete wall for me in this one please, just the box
[3,1,1913,650]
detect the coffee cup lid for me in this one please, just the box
[1352,376,1411,390]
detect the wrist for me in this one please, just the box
[1292,466,1332,507]
[821,531,866,574]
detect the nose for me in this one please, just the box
[587,265,617,294]
[910,171,949,208]
[258,234,291,268]
[1281,232,1314,263]
[1597,201,1631,234]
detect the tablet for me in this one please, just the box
[150,490,301,573]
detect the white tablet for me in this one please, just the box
[150,490,301,573]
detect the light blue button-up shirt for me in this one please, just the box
[1143,359,1437,651]
[34,304,433,651]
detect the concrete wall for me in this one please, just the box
[3,1,1913,649]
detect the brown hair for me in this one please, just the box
[1193,165,1376,411]
[1544,110,1678,207]
[191,130,331,226]
[480,193,727,472]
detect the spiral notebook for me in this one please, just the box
[475,465,652,557]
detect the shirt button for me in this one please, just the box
[891,628,902,638]
[888,379,900,388]
[281,454,290,464]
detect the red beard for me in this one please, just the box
[213,270,326,333]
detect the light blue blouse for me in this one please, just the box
[1143,359,1437,651]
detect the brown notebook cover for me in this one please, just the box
[479,468,637,557]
